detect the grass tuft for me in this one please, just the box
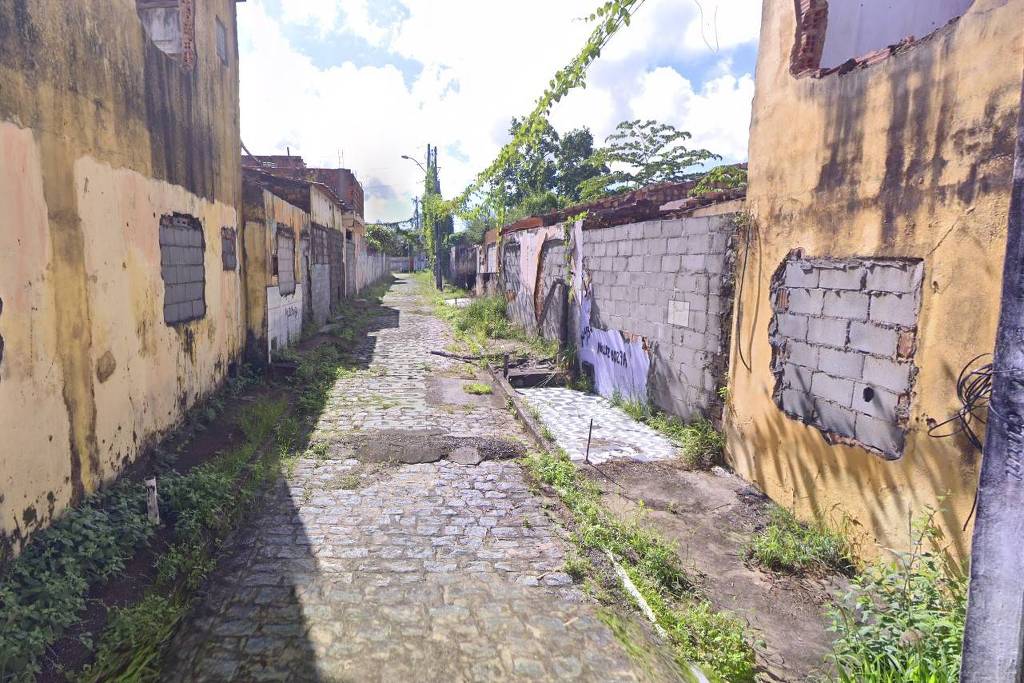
[827,510,965,682]
[749,506,856,576]
[463,382,493,395]
[610,395,725,469]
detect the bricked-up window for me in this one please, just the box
[769,254,924,458]
[160,214,206,325]
[276,227,296,296]
[221,227,237,270]
[791,0,973,76]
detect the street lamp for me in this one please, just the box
[401,150,442,290]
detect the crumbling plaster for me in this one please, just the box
[727,0,1024,559]
[0,0,244,557]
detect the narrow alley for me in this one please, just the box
[163,275,670,681]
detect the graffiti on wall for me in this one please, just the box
[569,220,651,401]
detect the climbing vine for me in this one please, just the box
[436,0,648,222]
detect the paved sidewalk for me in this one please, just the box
[163,275,656,682]
[517,387,677,464]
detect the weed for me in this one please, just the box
[0,484,153,680]
[749,506,856,576]
[609,395,725,470]
[505,397,516,413]
[563,550,593,580]
[333,474,361,491]
[541,426,555,442]
[827,510,966,683]
[524,451,754,681]
[463,382,493,395]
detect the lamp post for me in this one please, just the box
[401,151,442,290]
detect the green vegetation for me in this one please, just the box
[0,366,263,682]
[748,507,856,576]
[463,382,493,395]
[827,511,966,683]
[78,398,290,682]
[610,395,725,469]
[525,450,755,681]
[0,483,153,681]
[0,279,396,682]
[579,120,721,200]
[414,271,559,359]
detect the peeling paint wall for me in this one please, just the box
[501,225,567,341]
[263,192,305,355]
[0,0,244,557]
[729,0,1024,559]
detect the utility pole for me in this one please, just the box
[429,144,442,291]
[961,63,1024,682]
[410,197,419,273]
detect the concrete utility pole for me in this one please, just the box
[961,65,1024,682]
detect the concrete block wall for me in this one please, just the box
[580,215,738,420]
[159,214,207,324]
[769,255,924,458]
[310,264,331,327]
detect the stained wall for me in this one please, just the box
[0,0,244,557]
[728,0,1024,558]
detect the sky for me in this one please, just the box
[237,0,763,223]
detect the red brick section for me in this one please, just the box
[790,0,828,77]
[896,329,917,359]
[500,167,748,235]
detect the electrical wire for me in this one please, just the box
[928,353,993,453]
[928,353,993,530]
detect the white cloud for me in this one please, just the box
[239,0,760,221]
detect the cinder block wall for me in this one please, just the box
[580,214,738,419]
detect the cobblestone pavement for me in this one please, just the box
[164,275,654,682]
[517,387,677,464]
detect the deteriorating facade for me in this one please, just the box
[728,0,1024,558]
[500,183,745,420]
[0,0,246,558]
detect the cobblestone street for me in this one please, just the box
[164,275,655,682]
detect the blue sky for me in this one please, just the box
[237,0,763,222]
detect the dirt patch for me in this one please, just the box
[584,460,844,682]
[333,429,526,465]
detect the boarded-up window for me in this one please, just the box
[221,227,237,270]
[159,214,206,324]
[277,227,296,296]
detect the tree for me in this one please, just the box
[579,119,721,199]
[497,117,561,208]
[555,127,607,202]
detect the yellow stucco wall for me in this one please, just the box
[728,0,1024,559]
[0,0,243,557]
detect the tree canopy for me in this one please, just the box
[579,119,721,200]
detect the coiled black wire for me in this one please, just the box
[928,353,993,529]
[928,353,993,451]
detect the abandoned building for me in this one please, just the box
[240,165,386,364]
[0,0,247,556]
[0,1,389,558]
[495,0,1024,557]
[731,0,1024,558]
